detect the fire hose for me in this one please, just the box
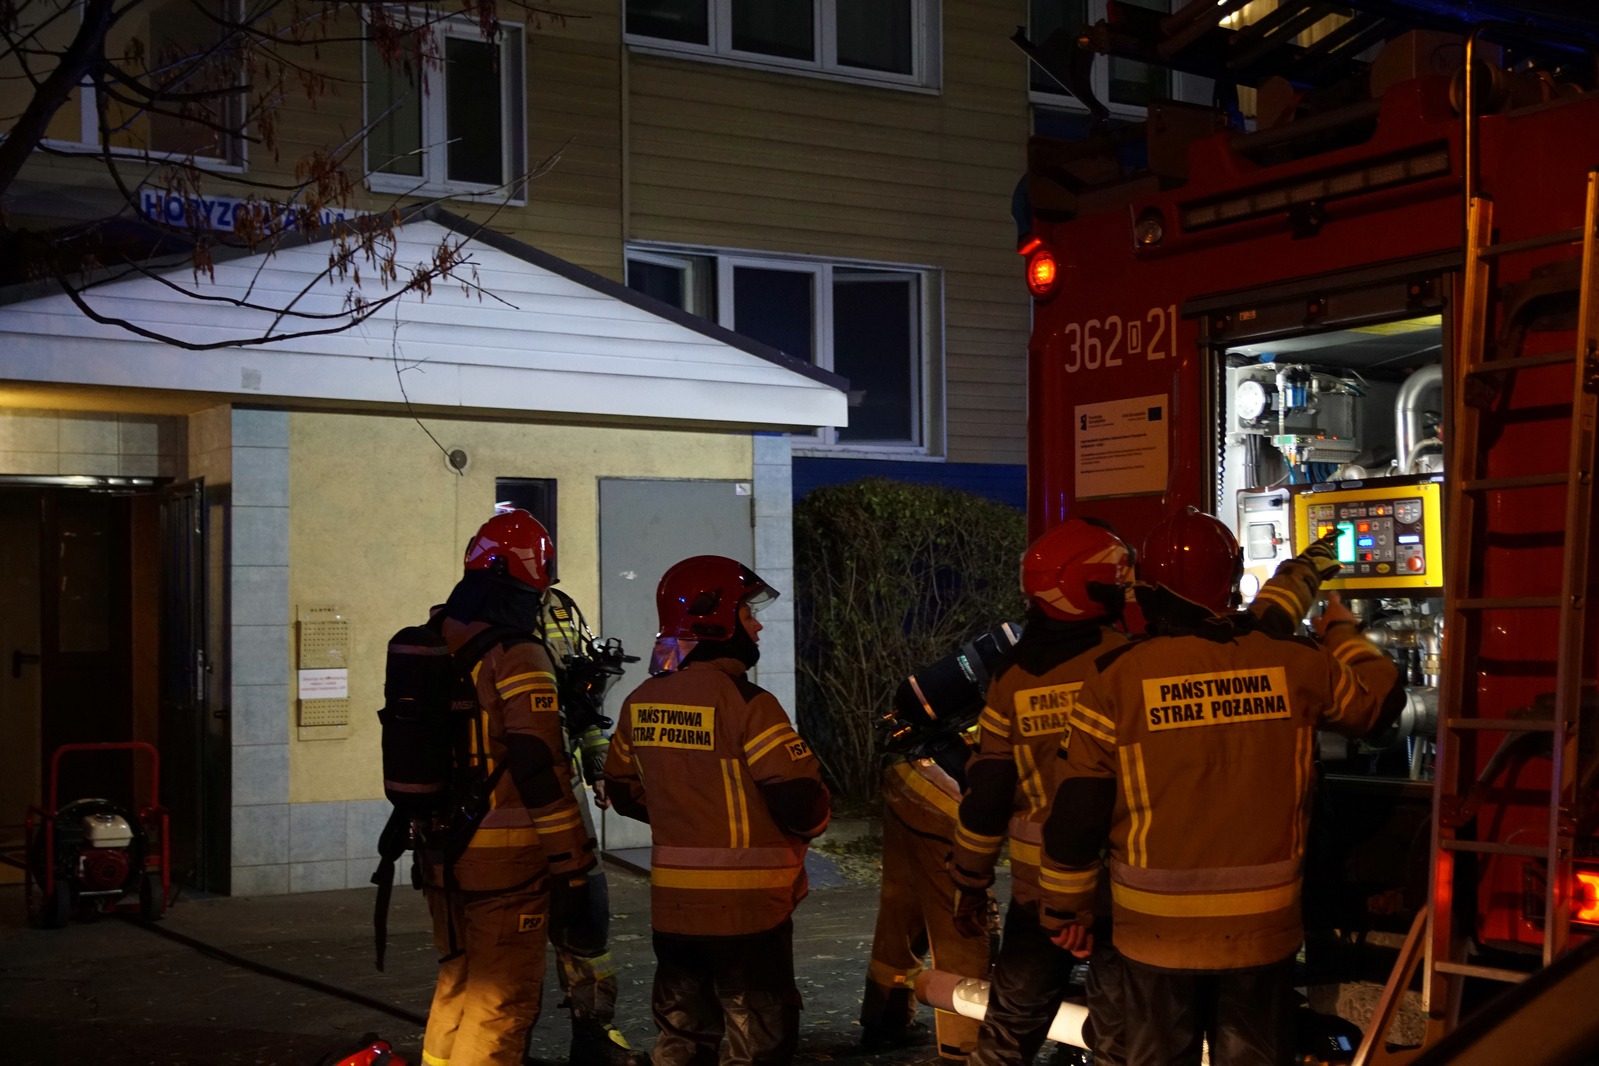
[914,969,1090,1050]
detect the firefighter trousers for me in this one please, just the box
[861,806,990,1060]
[421,877,550,1066]
[650,921,801,1066]
[1114,952,1297,1066]
[552,867,619,1022]
[968,901,1082,1066]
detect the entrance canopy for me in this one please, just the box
[0,208,849,432]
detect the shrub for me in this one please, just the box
[793,478,1027,802]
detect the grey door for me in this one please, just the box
[597,478,753,850]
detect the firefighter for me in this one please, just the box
[603,555,831,1066]
[949,518,1133,1066]
[420,510,598,1066]
[537,590,647,1066]
[1039,508,1406,1066]
[859,730,992,1060]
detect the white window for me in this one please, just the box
[1027,0,1211,118]
[624,0,941,91]
[5,0,246,166]
[364,16,527,201]
[626,245,934,451]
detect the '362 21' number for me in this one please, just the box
[1060,305,1178,374]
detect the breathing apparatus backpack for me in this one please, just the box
[369,614,531,970]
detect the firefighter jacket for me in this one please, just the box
[431,619,597,893]
[883,754,962,840]
[952,622,1127,907]
[1039,557,1405,971]
[603,657,831,937]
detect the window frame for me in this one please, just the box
[362,10,528,204]
[33,0,249,171]
[624,0,942,93]
[626,242,941,456]
[1026,0,1210,120]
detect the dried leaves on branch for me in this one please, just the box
[794,479,1027,802]
[0,0,566,348]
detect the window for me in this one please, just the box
[625,0,939,90]
[1027,0,1210,116]
[626,245,932,450]
[364,16,527,200]
[3,0,245,165]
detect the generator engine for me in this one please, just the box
[30,798,149,921]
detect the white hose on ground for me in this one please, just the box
[913,969,1090,1050]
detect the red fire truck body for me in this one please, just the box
[1024,59,1599,972]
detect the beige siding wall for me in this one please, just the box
[626,0,1031,465]
[284,410,753,805]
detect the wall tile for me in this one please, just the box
[232,409,289,449]
[231,803,289,867]
[231,625,290,686]
[233,744,289,807]
[0,410,58,452]
[290,860,349,894]
[118,416,162,456]
[345,858,382,890]
[232,683,290,746]
[0,451,58,474]
[58,412,119,454]
[290,802,348,863]
[346,800,393,860]
[188,406,232,464]
[119,453,159,477]
[233,565,290,626]
[234,506,290,566]
[57,452,118,476]
[231,864,290,897]
[233,445,289,507]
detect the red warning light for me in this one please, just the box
[1027,249,1060,299]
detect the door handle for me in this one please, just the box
[11,651,40,679]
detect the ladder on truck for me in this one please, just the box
[1354,174,1599,1064]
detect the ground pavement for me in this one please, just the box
[0,857,1016,1066]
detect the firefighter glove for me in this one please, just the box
[1297,529,1344,582]
[952,886,993,939]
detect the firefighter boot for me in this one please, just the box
[569,1017,647,1066]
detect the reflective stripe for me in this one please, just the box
[1010,839,1041,868]
[888,760,960,819]
[392,643,449,657]
[465,827,541,848]
[497,670,555,695]
[422,1050,450,1066]
[1332,638,1381,665]
[1039,864,1098,895]
[1111,879,1300,918]
[1252,582,1304,618]
[383,779,443,794]
[1110,856,1300,893]
[652,866,800,890]
[867,958,922,986]
[978,704,1011,739]
[533,810,584,836]
[1007,816,1043,845]
[744,722,792,764]
[1292,725,1311,857]
[955,824,1002,857]
[721,760,750,849]
[1016,743,1046,813]
[652,844,803,867]
[1119,744,1152,867]
[1071,705,1116,745]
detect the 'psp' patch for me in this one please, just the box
[786,738,813,761]
[518,913,547,933]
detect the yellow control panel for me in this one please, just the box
[1292,479,1444,594]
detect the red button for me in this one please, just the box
[1407,557,1424,572]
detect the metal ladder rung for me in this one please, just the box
[1433,961,1531,983]
[1440,839,1559,858]
[1455,596,1563,610]
[1462,473,1568,492]
[1467,350,1575,376]
[1476,227,1584,259]
[1446,718,1558,732]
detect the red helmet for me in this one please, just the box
[656,555,777,641]
[1139,507,1242,614]
[463,509,554,590]
[1021,519,1131,621]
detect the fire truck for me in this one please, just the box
[1018,0,1599,1055]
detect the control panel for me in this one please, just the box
[1292,479,1444,594]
